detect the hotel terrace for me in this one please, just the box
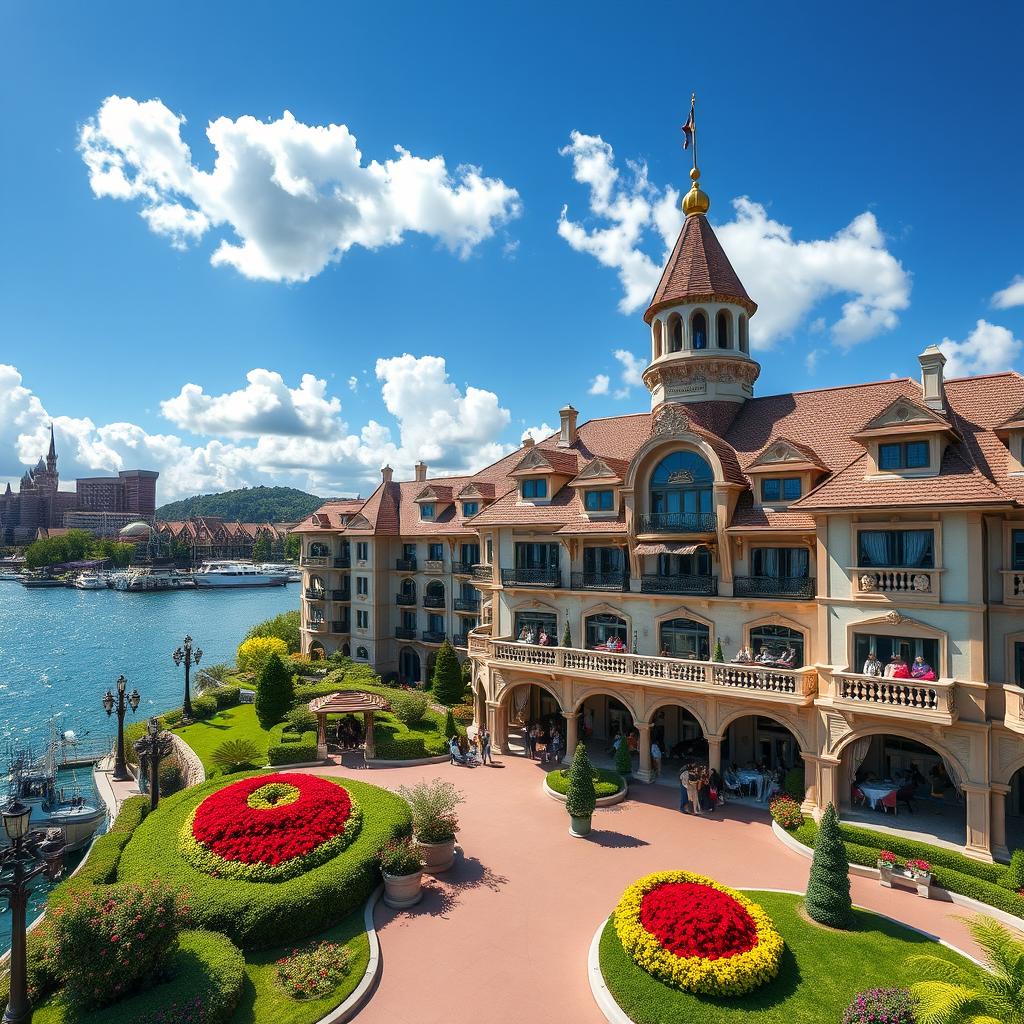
[294,164,1024,864]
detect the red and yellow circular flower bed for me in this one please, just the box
[180,773,362,882]
[614,870,783,996]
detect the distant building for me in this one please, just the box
[156,516,294,564]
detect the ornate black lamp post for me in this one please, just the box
[1,802,65,1024]
[102,675,140,782]
[133,719,174,811]
[172,635,202,721]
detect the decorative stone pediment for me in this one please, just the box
[749,437,826,472]
[345,513,372,531]
[652,403,691,437]
[573,457,624,483]
[856,397,951,436]
[456,481,494,500]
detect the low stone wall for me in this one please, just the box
[170,732,206,788]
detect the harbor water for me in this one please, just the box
[0,580,298,951]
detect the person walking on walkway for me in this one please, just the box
[651,739,663,777]
[526,723,538,759]
[480,725,493,765]
[679,765,691,813]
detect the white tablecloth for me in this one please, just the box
[737,769,766,800]
[859,782,898,809]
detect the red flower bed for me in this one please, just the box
[639,881,758,960]
[192,773,352,865]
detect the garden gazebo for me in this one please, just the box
[308,691,391,760]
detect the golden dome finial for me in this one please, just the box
[680,94,709,216]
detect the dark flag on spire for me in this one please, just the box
[680,99,695,150]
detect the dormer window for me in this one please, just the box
[879,441,929,471]
[420,503,435,520]
[522,478,547,499]
[462,501,479,517]
[584,489,614,512]
[761,478,802,502]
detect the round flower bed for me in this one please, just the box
[181,773,362,882]
[614,870,783,996]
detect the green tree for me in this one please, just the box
[24,529,95,568]
[561,622,572,648]
[237,634,290,675]
[911,914,1024,1024]
[245,610,301,653]
[155,485,324,522]
[614,735,633,776]
[804,802,852,929]
[284,533,301,560]
[431,640,464,706]
[713,639,725,662]
[255,653,294,729]
[252,534,272,563]
[444,709,458,739]
[565,743,597,821]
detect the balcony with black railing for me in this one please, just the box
[733,576,816,600]
[453,596,480,612]
[395,558,417,572]
[304,588,326,600]
[333,555,351,569]
[500,568,562,588]
[637,511,717,534]
[395,626,417,640]
[396,592,416,606]
[332,619,351,633]
[423,594,446,609]
[571,571,628,592]
[451,561,472,575]
[640,574,718,596]
[331,588,351,602]
[452,634,469,648]
[421,630,446,644]
[471,564,493,582]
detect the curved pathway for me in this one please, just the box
[299,753,985,1024]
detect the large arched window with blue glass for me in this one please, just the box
[647,450,715,531]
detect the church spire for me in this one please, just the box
[46,423,57,475]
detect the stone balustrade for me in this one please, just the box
[1001,570,1024,604]
[824,669,957,725]
[855,567,940,598]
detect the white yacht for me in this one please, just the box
[73,570,108,590]
[194,560,288,588]
[257,562,302,582]
[113,566,190,591]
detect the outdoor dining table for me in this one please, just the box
[737,769,766,800]
[858,781,899,809]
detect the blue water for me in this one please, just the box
[0,581,298,952]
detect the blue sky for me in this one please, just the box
[2,1,1022,501]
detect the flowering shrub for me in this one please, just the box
[276,940,353,999]
[378,835,424,876]
[842,986,917,1024]
[769,794,804,830]
[44,881,185,1009]
[181,772,361,882]
[451,702,475,724]
[906,858,932,875]
[614,870,783,996]
[398,779,463,843]
[878,850,899,867]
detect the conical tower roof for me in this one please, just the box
[47,423,56,460]
[644,213,756,323]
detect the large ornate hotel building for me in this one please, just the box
[294,165,1024,863]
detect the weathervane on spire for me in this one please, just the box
[681,93,697,175]
[680,93,710,217]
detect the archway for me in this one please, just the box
[341,643,351,657]
[1007,764,1024,854]
[648,699,707,766]
[425,579,445,608]
[722,712,804,803]
[309,641,325,659]
[498,679,564,759]
[837,731,966,847]
[648,450,714,533]
[398,645,421,685]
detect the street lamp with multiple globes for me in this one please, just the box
[133,718,174,811]
[1,801,65,1024]
[102,675,140,782]
[172,635,202,721]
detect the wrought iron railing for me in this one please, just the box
[453,596,481,611]
[395,592,416,606]
[640,574,717,595]
[421,630,446,644]
[423,595,446,608]
[395,558,417,572]
[637,511,717,533]
[331,619,350,633]
[304,588,326,600]
[452,634,469,648]
[331,588,351,601]
[500,568,562,588]
[733,576,815,600]
[471,564,493,582]
[571,571,628,592]
[395,626,416,640]
[333,555,351,569]
[451,561,473,575]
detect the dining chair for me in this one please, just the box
[880,791,898,816]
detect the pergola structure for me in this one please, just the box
[308,691,391,760]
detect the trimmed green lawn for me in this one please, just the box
[175,704,285,773]
[599,891,982,1023]
[546,766,625,797]
[230,910,370,1024]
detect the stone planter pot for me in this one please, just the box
[416,836,456,873]
[569,814,592,838]
[382,869,424,908]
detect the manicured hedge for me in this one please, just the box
[792,820,1024,919]
[117,773,411,950]
[32,929,245,1024]
[546,767,625,798]
[267,730,318,764]
[211,684,241,709]
[191,694,219,720]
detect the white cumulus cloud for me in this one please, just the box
[79,97,522,282]
[558,131,911,349]
[521,423,555,444]
[588,374,610,395]
[938,319,1022,378]
[992,275,1024,310]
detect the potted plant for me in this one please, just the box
[378,835,425,908]
[398,779,464,873]
[565,742,597,837]
[906,857,932,882]
[877,850,899,871]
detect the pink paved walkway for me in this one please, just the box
[298,753,984,1024]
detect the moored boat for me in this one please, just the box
[194,560,288,588]
[73,570,108,590]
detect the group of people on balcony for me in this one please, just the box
[861,652,937,681]
[517,626,554,646]
[730,645,799,669]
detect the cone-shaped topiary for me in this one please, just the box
[565,743,597,820]
[444,709,457,739]
[713,639,725,663]
[614,735,633,777]
[805,802,852,929]
[431,640,464,706]
[561,622,572,648]
[255,652,294,729]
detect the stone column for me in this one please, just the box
[804,753,841,819]
[316,713,328,761]
[487,701,506,754]
[991,784,1010,862]
[963,783,994,862]
[635,722,654,783]
[706,734,723,774]
[363,710,376,761]
[563,711,580,765]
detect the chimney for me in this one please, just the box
[414,461,428,482]
[381,465,394,484]
[557,404,578,448]
[919,345,947,411]
[522,435,535,449]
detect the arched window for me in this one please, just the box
[691,311,708,350]
[716,310,730,349]
[356,646,369,660]
[652,319,663,359]
[649,450,714,529]
[738,315,749,354]
[341,643,351,657]
[400,577,416,599]
[669,314,683,353]
[660,618,710,660]
[309,641,325,659]
[309,542,329,557]
[425,579,445,607]
[585,613,628,649]
[750,625,805,668]
[309,574,325,596]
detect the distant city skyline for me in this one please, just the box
[2,2,1022,501]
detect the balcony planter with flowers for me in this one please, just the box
[379,835,425,908]
[398,779,464,873]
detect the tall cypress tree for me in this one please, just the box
[804,803,853,929]
[255,652,294,729]
[565,743,597,821]
[431,640,465,706]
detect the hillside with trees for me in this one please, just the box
[156,486,324,523]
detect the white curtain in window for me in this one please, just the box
[860,531,889,565]
[791,548,809,578]
[902,530,930,567]
[850,737,872,775]
[941,756,964,803]
[761,548,780,578]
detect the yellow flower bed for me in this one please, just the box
[613,870,784,996]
